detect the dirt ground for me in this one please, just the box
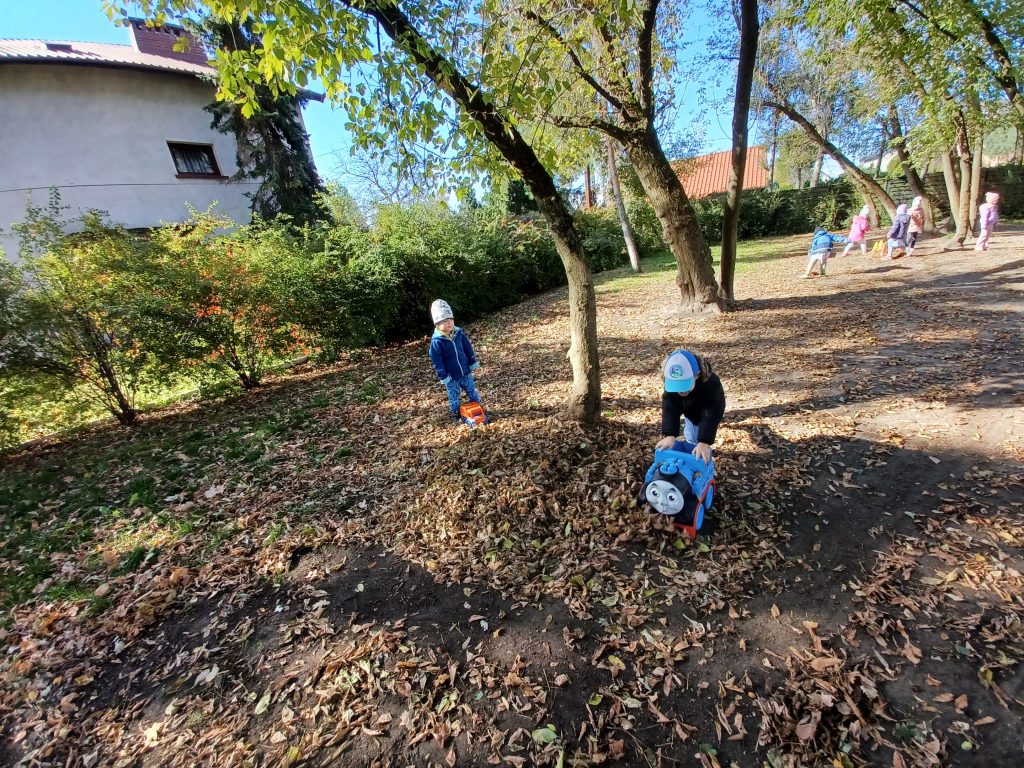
[1,227,1023,768]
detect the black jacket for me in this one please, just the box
[661,370,726,445]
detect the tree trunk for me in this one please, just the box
[940,149,961,230]
[887,107,934,231]
[950,112,974,247]
[874,121,887,177]
[811,149,823,187]
[533,190,601,419]
[1013,126,1023,165]
[607,140,641,272]
[583,164,594,208]
[625,127,723,312]
[968,131,984,234]
[765,99,897,216]
[720,0,759,303]
[361,0,601,420]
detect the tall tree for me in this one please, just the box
[756,18,897,215]
[493,0,725,312]
[719,0,760,303]
[199,19,328,225]
[607,142,642,272]
[121,0,604,419]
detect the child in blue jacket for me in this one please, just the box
[428,299,483,421]
[802,226,848,278]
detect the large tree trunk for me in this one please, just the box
[887,107,934,231]
[720,0,759,304]
[362,0,601,420]
[583,164,594,208]
[625,127,723,312]
[950,112,974,248]
[607,140,641,272]
[940,149,961,231]
[765,99,897,216]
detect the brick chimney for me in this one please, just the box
[127,19,208,65]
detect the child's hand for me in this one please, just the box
[693,442,712,463]
[655,435,677,451]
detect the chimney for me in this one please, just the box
[127,19,208,65]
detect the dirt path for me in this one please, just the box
[2,228,1023,768]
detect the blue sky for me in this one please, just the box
[2,0,740,186]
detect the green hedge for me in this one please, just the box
[691,180,860,245]
[298,203,630,349]
[1,202,632,440]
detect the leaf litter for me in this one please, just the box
[2,231,1024,766]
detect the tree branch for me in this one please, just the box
[636,0,660,117]
[522,10,628,114]
[548,115,633,143]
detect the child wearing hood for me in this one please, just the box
[975,192,1000,251]
[803,226,848,278]
[885,204,910,259]
[841,205,871,256]
[428,299,483,422]
[907,196,926,256]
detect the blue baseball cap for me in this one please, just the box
[663,350,699,393]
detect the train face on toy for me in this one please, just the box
[640,442,716,538]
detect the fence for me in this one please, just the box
[880,164,1024,221]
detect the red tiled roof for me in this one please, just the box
[673,146,769,200]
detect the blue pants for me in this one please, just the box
[444,375,480,415]
[682,418,698,444]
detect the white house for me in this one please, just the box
[0,20,301,260]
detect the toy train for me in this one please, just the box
[639,442,716,538]
[459,401,489,427]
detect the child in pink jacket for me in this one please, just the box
[975,192,1000,251]
[841,205,871,256]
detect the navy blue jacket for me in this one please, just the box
[429,326,479,384]
[661,368,726,445]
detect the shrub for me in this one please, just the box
[1,203,183,426]
[623,197,666,254]
[152,213,312,389]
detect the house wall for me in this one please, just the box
[0,63,258,260]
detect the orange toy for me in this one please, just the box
[459,402,488,427]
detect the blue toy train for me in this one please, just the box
[639,441,716,538]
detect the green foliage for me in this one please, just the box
[690,180,859,244]
[1,201,184,426]
[2,199,630,442]
[150,212,312,389]
[318,182,368,229]
[199,18,328,225]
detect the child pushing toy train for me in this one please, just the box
[639,350,726,535]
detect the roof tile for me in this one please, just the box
[674,146,769,200]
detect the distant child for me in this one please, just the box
[885,204,910,259]
[841,205,871,256]
[428,299,482,422]
[907,196,926,256]
[803,226,848,278]
[656,350,726,465]
[975,192,1000,251]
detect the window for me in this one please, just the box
[167,142,223,178]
